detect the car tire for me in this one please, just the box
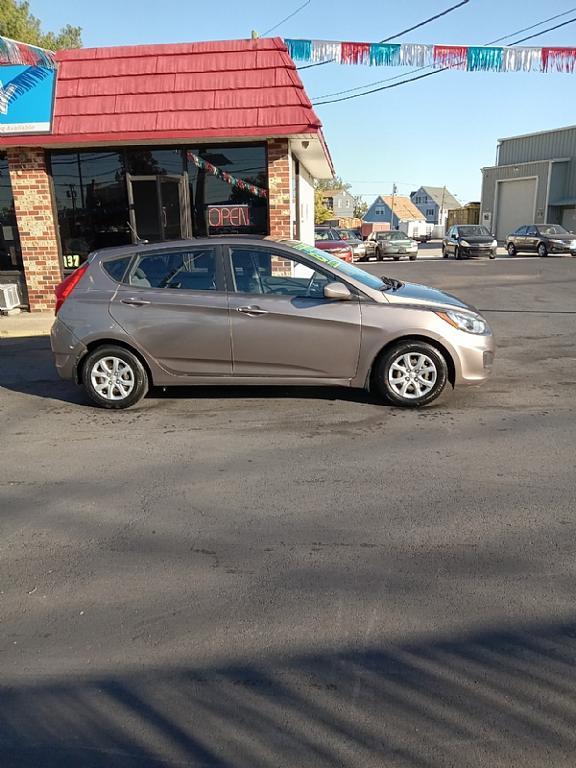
[454,247,461,260]
[489,250,497,259]
[373,341,449,408]
[82,345,149,409]
[409,253,417,261]
[507,243,516,257]
[538,242,548,258]
[392,256,400,261]
[442,246,448,258]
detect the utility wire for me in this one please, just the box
[380,0,470,42]
[312,7,576,101]
[312,14,576,105]
[262,0,312,37]
[297,0,470,70]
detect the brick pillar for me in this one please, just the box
[267,138,291,239]
[7,147,62,312]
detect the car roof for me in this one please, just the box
[90,236,285,261]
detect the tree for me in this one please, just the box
[353,196,368,219]
[315,176,352,192]
[0,0,82,49]
[314,188,333,224]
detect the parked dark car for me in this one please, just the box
[442,225,497,259]
[314,227,353,263]
[506,224,576,257]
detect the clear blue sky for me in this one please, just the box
[31,0,576,203]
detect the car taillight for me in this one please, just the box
[55,262,89,314]
[329,247,353,262]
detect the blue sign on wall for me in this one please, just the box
[0,65,56,135]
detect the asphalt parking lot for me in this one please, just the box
[1,256,576,768]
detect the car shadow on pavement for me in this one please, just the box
[0,336,385,408]
[1,617,576,767]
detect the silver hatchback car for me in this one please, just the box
[51,237,494,409]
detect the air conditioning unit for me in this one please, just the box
[0,283,21,312]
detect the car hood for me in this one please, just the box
[384,281,473,310]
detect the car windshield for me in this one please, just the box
[280,240,385,291]
[376,232,392,240]
[539,225,570,236]
[315,229,338,241]
[458,226,491,236]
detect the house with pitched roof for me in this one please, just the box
[410,186,461,227]
[363,194,426,230]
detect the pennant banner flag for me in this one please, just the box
[0,36,56,68]
[284,38,576,74]
[187,152,267,199]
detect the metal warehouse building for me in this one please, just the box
[481,125,576,241]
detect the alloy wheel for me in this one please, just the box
[388,352,438,400]
[90,356,136,401]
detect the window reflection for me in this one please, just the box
[188,145,267,236]
[50,150,130,269]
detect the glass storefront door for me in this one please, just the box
[127,174,191,243]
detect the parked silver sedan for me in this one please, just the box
[51,237,494,409]
[365,231,419,261]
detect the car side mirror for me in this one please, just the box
[324,282,352,301]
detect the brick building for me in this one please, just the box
[0,38,333,311]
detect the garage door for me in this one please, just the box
[496,178,537,241]
[561,207,576,233]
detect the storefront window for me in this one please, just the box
[0,152,23,272]
[50,150,130,269]
[187,145,268,236]
[126,148,185,176]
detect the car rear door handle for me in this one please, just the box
[121,298,151,306]
[236,305,268,316]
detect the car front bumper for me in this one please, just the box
[461,246,496,257]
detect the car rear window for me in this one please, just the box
[102,256,131,283]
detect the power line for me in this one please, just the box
[509,15,576,45]
[312,15,576,105]
[311,7,576,101]
[380,0,470,42]
[297,0,471,70]
[262,0,312,37]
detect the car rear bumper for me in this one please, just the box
[50,317,87,381]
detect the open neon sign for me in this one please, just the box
[207,204,251,229]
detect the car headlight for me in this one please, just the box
[436,309,489,335]
[492,239,498,248]
[460,240,470,247]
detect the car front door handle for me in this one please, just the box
[236,305,268,316]
[121,298,151,306]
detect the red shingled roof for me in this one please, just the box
[0,37,325,147]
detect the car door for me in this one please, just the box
[109,245,232,375]
[525,226,539,252]
[446,227,457,256]
[225,245,362,378]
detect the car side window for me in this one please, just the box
[128,248,218,291]
[515,226,527,235]
[526,227,537,236]
[103,256,132,283]
[230,248,333,298]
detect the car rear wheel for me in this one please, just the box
[538,242,548,258]
[507,243,516,257]
[409,253,417,261]
[392,256,400,261]
[373,341,449,407]
[82,345,149,409]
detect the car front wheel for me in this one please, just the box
[82,345,149,409]
[373,341,449,407]
[507,243,516,256]
[538,242,548,258]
